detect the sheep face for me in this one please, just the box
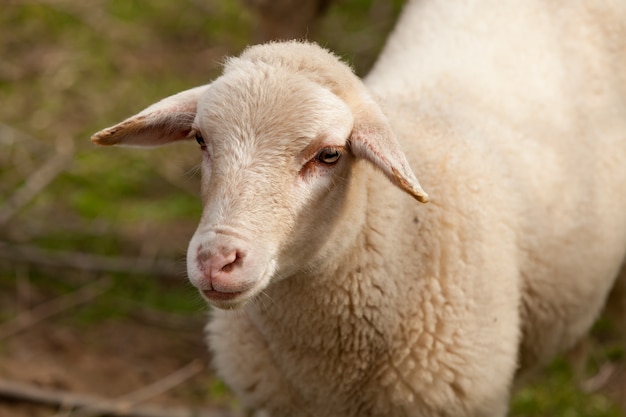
[91,42,428,310]
[186,67,356,308]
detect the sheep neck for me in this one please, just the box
[241,164,408,396]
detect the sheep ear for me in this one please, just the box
[350,102,429,203]
[91,85,210,147]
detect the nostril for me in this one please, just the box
[205,250,244,278]
[220,251,243,273]
[220,251,237,270]
[220,251,241,273]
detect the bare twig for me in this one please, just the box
[581,362,617,393]
[123,303,206,331]
[0,123,47,181]
[0,278,110,340]
[70,360,206,417]
[0,241,183,277]
[0,136,74,226]
[0,121,47,146]
[0,376,240,417]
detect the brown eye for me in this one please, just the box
[316,148,341,165]
[195,132,206,146]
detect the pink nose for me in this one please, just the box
[200,250,243,290]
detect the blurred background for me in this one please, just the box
[0,1,623,416]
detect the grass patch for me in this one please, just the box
[0,1,624,415]
[512,357,622,417]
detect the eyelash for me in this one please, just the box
[195,133,206,146]
[315,147,342,165]
[192,134,340,172]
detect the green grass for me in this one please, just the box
[0,1,623,415]
[512,357,622,417]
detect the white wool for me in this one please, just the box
[92,1,626,415]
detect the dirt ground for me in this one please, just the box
[0,296,624,417]
[1,1,623,416]
[0,311,238,417]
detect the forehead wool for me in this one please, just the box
[197,62,353,158]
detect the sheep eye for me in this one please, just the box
[195,132,206,146]
[316,148,341,165]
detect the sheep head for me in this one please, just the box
[91,42,428,309]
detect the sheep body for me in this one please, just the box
[92,0,626,416]
[366,0,626,372]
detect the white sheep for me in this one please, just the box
[91,0,626,415]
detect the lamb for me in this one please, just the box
[91,0,626,415]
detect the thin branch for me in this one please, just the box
[0,376,240,417]
[71,360,206,417]
[0,241,183,278]
[0,136,74,226]
[0,121,48,146]
[124,304,206,331]
[581,362,616,393]
[0,278,110,340]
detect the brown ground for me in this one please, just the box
[3,1,623,416]
[0,287,624,417]
[0,310,237,417]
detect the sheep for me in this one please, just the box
[91,0,626,415]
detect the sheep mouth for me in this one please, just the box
[202,289,244,301]
[200,287,251,309]
[199,260,276,309]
